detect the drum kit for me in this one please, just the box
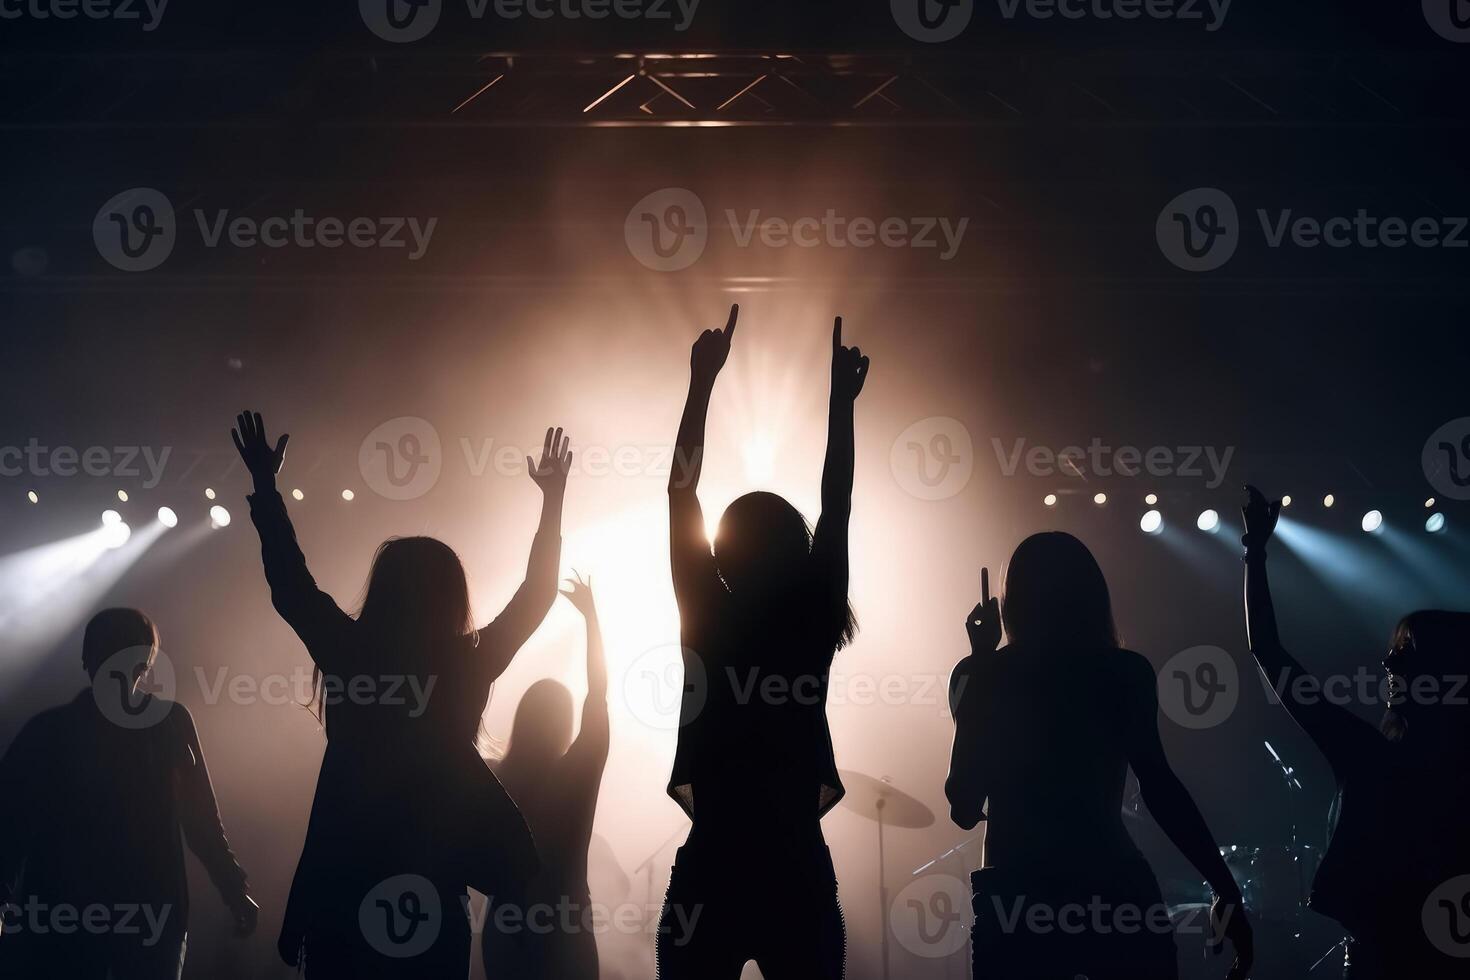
[843,741,1350,980]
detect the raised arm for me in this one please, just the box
[945,570,1002,829]
[1120,653,1252,979]
[170,704,258,938]
[810,318,870,632]
[668,306,736,609]
[561,572,609,772]
[479,427,571,678]
[1241,486,1380,779]
[232,411,351,656]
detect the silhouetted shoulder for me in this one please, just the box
[1106,648,1160,702]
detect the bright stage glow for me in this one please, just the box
[341,489,355,502]
[292,488,305,501]
[157,506,179,529]
[741,434,776,484]
[205,487,217,500]
[1140,510,1163,535]
[1144,493,1158,506]
[1197,509,1220,533]
[1281,495,1292,508]
[1361,510,1383,534]
[27,490,38,504]
[102,509,122,526]
[1093,493,1107,506]
[1426,512,1446,534]
[1043,493,1058,507]
[1323,494,1335,508]
[209,505,232,528]
[101,520,131,549]
[116,489,129,502]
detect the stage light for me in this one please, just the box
[1144,493,1158,506]
[209,505,232,529]
[1140,510,1163,535]
[1093,493,1107,506]
[1281,495,1292,508]
[341,489,355,502]
[102,509,122,526]
[116,490,129,502]
[1361,510,1383,534]
[1426,513,1446,534]
[1043,493,1057,507]
[204,488,217,500]
[1425,497,1436,508]
[292,488,305,501]
[1323,494,1335,508]
[101,520,132,550]
[26,490,38,504]
[157,507,178,529]
[1197,509,1220,533]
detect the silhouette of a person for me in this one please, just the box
[0,608,257,980]
[231,411,571,978]
[482,571,609,980]
[947,535,1253,980]
[656,307,867,980]
[1241,486,1470,979]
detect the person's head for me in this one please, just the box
[1381,610,1470,743]
[81,607,159,684]
[713,491,857,647]
[1001,532,1119,650]
[505,679,576,764]
[357,536,474,644]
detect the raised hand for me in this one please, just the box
[831,317,870,401]
[690,304,738,385]
[231,411,289,490]
[559,569,596,618]
[527,426,572,499]
[1209,894,1253,980]
[966,567,1002,654]
[1241,485,1281,550]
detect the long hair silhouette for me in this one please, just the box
[713,490,857,648]
[1001,531,1119,649]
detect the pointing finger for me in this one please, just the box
[832,316,842,350]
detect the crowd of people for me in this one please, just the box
[1,306,1466,980]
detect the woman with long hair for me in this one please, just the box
[231,411,571,979]
[947,532,1253,980]
[1241,486,1470,978]
[481,571,609,980]
[656,306,865,980]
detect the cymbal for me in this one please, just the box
[837,770,935,829]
